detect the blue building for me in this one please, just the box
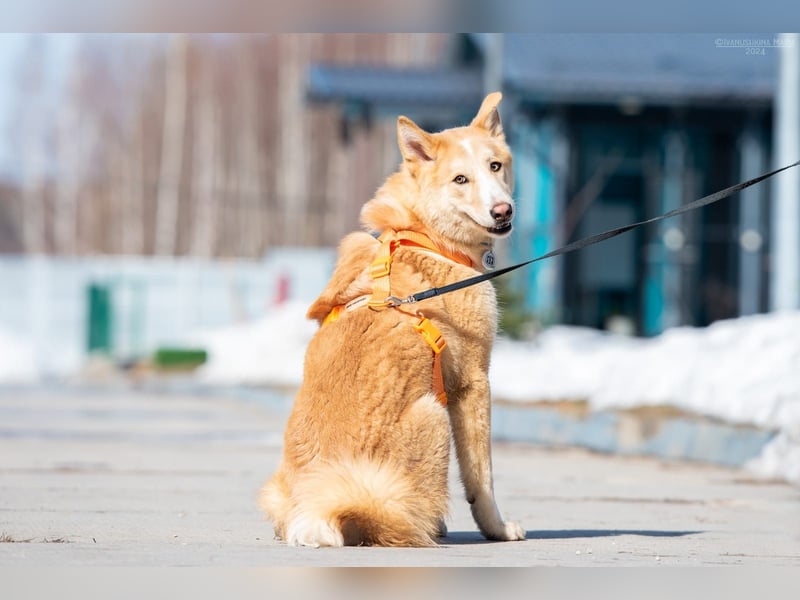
[307,33,785,335]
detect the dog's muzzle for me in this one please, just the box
[487,202,514,236]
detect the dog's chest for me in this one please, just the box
[445,280,497,337]
[408,254,496,321]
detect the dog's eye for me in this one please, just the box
[490,161,502,172]
[453,174,468,185]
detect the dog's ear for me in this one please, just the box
[397,116,436,162]
[471,91,504,138]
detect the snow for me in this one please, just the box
[190,307,800,484]
[0,328,38,384]
[490,311,800,431]
[747,430,800,485]
[489,311,800,485]
[189,301,318,388]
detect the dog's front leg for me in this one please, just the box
[448,378,525,541]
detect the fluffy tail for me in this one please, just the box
[283,457,446,547]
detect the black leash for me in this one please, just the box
[393,159,800,306]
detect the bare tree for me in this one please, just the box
[276,35,309,244]
[53,37,106,255]
[4,33,453,258]
[53,60,80,254]
[189,42,219,258]
[119,106,146,255]
[234,37,264,257]
[108,36,151,256]
[17,35,48,254]
[154,33,188,256]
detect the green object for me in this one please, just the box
[87,284,113,354]
[152,348,208,369]
[494,278,538,340]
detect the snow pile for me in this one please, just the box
[188,301,318,388]
[192,306,800,484]
[490,311,800,431]
[0,328,38,383]
[489,311,800,485]
[748,430,800,485]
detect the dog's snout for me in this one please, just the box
[490,202,513,222]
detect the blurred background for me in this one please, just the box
[0,33,798,481]
[0,33,800,371]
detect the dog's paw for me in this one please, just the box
[483,521,526,541]
[286,516,344,548]
[502,521,526,541]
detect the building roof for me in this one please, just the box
[306,64,484,114]
[307,34,780,111]
[498,33,777,107]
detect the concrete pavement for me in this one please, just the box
[0,384,798,566]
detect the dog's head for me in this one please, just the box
[361,92,515,250]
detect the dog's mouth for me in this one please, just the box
[486,222,513,236]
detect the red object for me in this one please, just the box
[273,274,290,306]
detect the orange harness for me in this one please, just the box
[322,230,474,407]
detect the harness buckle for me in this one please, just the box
[369,255,392,279]
[413,316,447,354]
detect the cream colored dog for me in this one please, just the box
[259,92,525,547]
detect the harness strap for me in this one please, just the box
[368,230,397,309]
[412,314,448,406]
[432,352,446,406]
[368,229,473,309]
[324,229,454,406]
[389,230,474,269]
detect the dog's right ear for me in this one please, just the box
[397,116,436,162]
[471,92,504,138]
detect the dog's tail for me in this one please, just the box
[282,457,446,547]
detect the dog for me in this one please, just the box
[259,92,525,547]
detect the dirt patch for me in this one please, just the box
[0,533,69,543]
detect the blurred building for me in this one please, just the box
[307,33,796,335]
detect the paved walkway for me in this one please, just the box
[0,385,798,566]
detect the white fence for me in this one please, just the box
[0,248,335,378]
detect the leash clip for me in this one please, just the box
[387,295,419,307]
[371,295,416,308]
[369,295,404,309]
[384,296,405,307]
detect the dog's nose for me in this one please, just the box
[490,202,513,222]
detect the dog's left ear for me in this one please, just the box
[471,92,504,138]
